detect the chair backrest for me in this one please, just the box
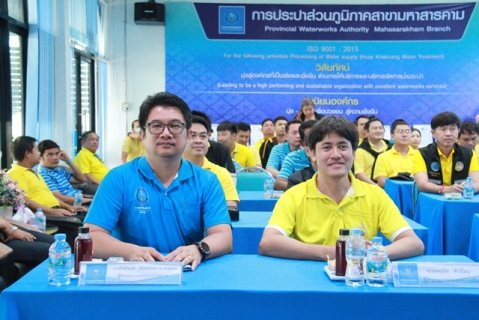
[236,166,274,191]
[412,180,419,216]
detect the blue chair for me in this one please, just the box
[236,166,274,191]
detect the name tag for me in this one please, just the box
[392,262,479,288]
[78,261,183,286]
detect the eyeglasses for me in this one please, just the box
[396,129,411,134]
[145,121,186,135]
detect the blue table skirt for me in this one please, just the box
[468,214,479,262]
[232,212,428,254]
[0,255,477,320]
[238,191,279,211]
[384,179,414,218]
[414,193,479,255]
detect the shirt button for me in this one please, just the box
[165,192,168,196]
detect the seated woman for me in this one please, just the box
[0,217,54,268]
[294,97,323,121]
[410,128,422,150]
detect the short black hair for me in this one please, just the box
[217,121,237,135]
[364,117,384,131]
[81,131,98,142]
[38,140,60,157]
[307,116,359,151]
[273,116,288,125]
[430,111,461,130]
[261,118,274,127]
[10,136,37,161]
[237,122,251,132]
[138,92,192,132]
[131,119,139,130]
[354,115,370,126]
[459,120,479,136]
[191,115,210,133]
[286,119,302,133]
[391,119,410,134]
[192,110,213,133]
[411,128,422,137]
[299,120,318,142]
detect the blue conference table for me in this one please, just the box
[468,214,479,262]
[238,191,280,211]
[232,211,428,254]
[384,179,414,218]
[0,255,477,319]
[414,193,479,255]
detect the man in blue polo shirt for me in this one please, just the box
[266,119,302,178]
[84,92,232,270]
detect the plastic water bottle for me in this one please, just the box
[345,228,365,287]
[49,234,72,286]
[263,177,274,199]
[463,177,474,200]
[73,190,83,207]
[35,208,46,233]
[366,236,388,287]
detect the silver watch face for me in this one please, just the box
[12,226,18,232]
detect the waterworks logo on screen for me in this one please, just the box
[219,6,245,34]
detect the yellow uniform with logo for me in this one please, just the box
[412,148,479,186]
[354,140,389,178]
[74,148,110,182]
[373,146,415,180]
[122,136,145,162]
[476,145,479,165]
[201,158,239,202]
[7,164,60,207]
[266,173,411,245]
[232,142,256,168]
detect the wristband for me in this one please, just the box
[65,159,73,165]
[439,185,445,194]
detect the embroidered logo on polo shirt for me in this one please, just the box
[431,162,440,172]
[455,161,464,171]
[136,187,149,205]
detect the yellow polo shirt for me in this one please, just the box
[202,158,239,202]
[122,136,145,162]
[476,145,479,165]
[232,142,256,169]
[267,172,410,245]
[251,147,262,167]
[412,147,479,186]
[354,140,389,178]
[7,164,59,207]
[373,146,415,179]
[74,148,110,182]
[254,138,265,151]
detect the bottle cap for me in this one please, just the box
[37,208,43,212]
[372,236,382,244]
[339,229,349,236]
[350,228,362,235]
[78,227,90,234]
[54,233,66,240]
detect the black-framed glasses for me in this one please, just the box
[145,121,186,135]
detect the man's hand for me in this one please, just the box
[127,246,165,262]
[165,244,203,271]
[11,229,36,242]
[59,150,72,163]
[446,183,463,193]
[51,208,77,216]
[72,205,88,213]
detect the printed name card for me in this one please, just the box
[78,261,183,286]
[392,262,479,288]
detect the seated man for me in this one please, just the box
[266,119,302,178]
[259,116,424,261]
[74,131,109,185]
[413,112,479,194]
[457,121,479,165]
[217,121,256,171]
[373,119,415,188]
[37,139,93,205]
[84,92,232,270]
[236,122,262,167]
[183,116,239,214]
[7,136,84,216]
[255,118,276,168]
[274,120,318,190]
[286,152,317,190]
[121,119,145,163]
[354,117,392,184]
[192,110,235,173]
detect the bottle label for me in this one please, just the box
[367,256,388,273]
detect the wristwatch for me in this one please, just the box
[194,241,210,260]
[11,226,18,237]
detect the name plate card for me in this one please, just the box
[392,262,479,288]
[78,262,183,286]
